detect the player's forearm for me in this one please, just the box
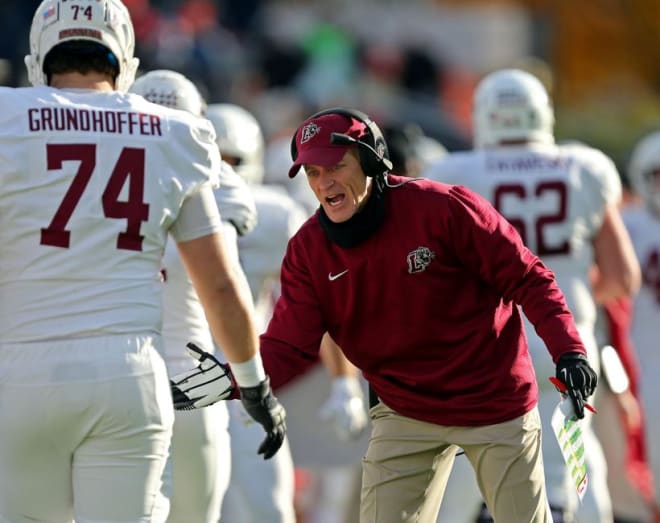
[177,232,260,365]
[591,257,640,303]
[592,205,641,302]
[200,267,260,364]
[592,274,636,304]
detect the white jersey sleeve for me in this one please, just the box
[562,141,622,211]
[0,86,220,342]
[215,161,258,237]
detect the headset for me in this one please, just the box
[290,107,393,177]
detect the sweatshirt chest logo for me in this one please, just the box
[407,246,435,274]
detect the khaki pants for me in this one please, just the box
[360,403,551,523]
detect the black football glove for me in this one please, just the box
[170,343,236,410]
[555,352,598,419]
[239,377,287,460]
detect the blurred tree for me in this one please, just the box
[439,0,660,104]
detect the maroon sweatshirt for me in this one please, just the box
[261,176,585,426]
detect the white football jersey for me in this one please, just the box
[425,142,621,330]
[0,86,220,342]
[238,185,308,331]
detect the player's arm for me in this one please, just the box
[171,186,286,459]
[591,202,641,304]
[177,232,258,366]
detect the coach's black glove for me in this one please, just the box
[239,377,286,460]
[170,343,236,410]
[555,352,598,419]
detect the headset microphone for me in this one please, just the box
[331,133,393,171]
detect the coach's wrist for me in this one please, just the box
[231,352,266,388]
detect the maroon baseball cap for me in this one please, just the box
[288,113,368,178]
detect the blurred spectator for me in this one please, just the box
[295,22,357,107]
[123,0,162,68]
[0,1,38,86]
[217,0,264,37]
[401,46,444,98]
[255,36,307,90]
[355,41,470,152]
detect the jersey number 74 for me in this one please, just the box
[40,143,149,251]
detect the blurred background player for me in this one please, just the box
[622,131,660,519]
[263,135,321,217]
[129,69,258,522]
[593,298,659,523]
[207,103,369,523]
[425,68,640,523]
[205,102,301,523]
[0,1,283,521]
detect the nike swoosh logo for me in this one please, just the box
[328,269,349,281]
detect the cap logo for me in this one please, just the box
[300,122,320,145]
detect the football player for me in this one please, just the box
[425,68,640,523]
[0,2,283,521]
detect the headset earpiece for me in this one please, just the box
[290,107,390,177]
[290,129,299,162]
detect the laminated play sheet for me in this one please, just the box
[548,373,597,502]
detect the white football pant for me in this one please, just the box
[162,402,230,522]
[0,335,174,523]
[220,401,296,523]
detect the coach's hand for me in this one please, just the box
[170,342,236,410]
[555,352,598,419]
[239,378,286,459]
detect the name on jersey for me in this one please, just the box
[487,155,572,172]
[27,107,162,136]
